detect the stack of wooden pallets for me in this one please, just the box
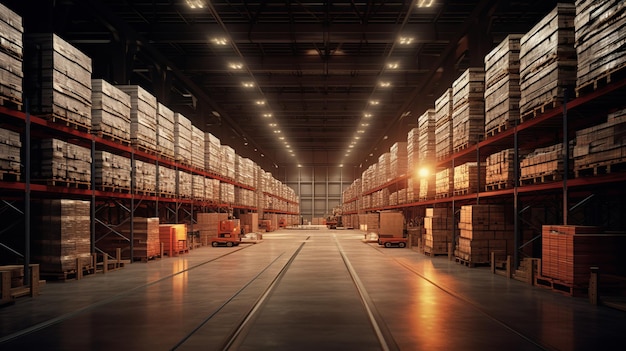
[156,103,175,160]
[0,127,21,181]
[423,207,453,255]
[573,107,626,176]
[452,68,485,151]
[117,85,157,153]
[159,224,188,257]
[0,3,22,108]
[519,3,576,120]
[25,34,92,130]
[575,0,626,95]
[456,205,514,266]
[91,79,131,144]
[435,89,453,160]
[484,35,522,136]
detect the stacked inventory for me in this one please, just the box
[156,103,175,160]
[519,3,576,118]
[158,166,176,197]
[159,224,187,257]
[94,151,131,191]
[419,109,437,200]
[456,205,514,265]
[575,0,626,92]
[452,68,486,151]
[573,107,626,176]
[204,132,221,175]
[32,199,91,276]
[134,160,156,194]
[378,152,391,185]
[221,145,236,180]
[379,211,404,237]
[389,142,407,179]
[107,217,160,261]
[24,34,92,130]
[177,170,192,198]
[406,127,419,202]
[192,174,205,200]
[541,225,626,294]
[424,207,454,255]
[236,188,256,207]
[485,149,516,190]
[220,182,235,204]
[0,4,22,104]
[0,127,21,180]
[32,139,91,186]
[453,162,485,195]
[236,156,255,188]
[484,35,522,135]
[191,125,204,170]
[174,112,192,166]
[435,168,453,198]
[239,213,259,233]
[435,89,454,160]
[91,79,131,143]
[206,177,220,202]
[117,85,157,152]
[196,213,226,245]
[520,143,565,184]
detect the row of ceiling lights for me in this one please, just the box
[344,0,435,166]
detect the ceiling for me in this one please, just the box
[4,0,569,173]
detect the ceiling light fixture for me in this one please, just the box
[212,37,228,46]
[242,82,254,88]
[387,62,399,69]
[263,113,272,118]
[417,0,435,7]
[379,81,391,88]
[228,62,243,70]
[364,113,372,118]
[369,100,379,105]
[185,0,207,9]
[399,37,414,45]
[255,100,266,105]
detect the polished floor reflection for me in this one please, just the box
[1,229,625,350]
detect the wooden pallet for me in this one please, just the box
[132,143,158,156]
[34,178,91,189]
[41,113,91,133]
[520,99,561,123]
[0,95,22,111]
[574,158,626,178]
[95,185,132,194]
[455,257,490,268]
[485,120,515,138]
[520,172,562,185]
[485,181,514,191]
[534,275,586,297]
[576,63,626,98]
[0,170,20,182]
[434,193,452,199]
[92,130,131,146]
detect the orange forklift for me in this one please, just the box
[211,220,241,247]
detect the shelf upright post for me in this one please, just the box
[155,158,159,218]
[563,88,569,225]
[91,137,96,254]
[450,157,455,261]
[24,99,31,285]
[476,143,480,204]
[513,117,520,269]
[130,149,135,264]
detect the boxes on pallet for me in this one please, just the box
[379,211,404,237]
[116,85,157,152]
[435,89,453,160]
[453,162,485,195]
[177,170,192,198]
[452,68,485,151]
[575,0,626,92]
[520,143,567,183]
[91,79,131,143]
[158,165,176,197]
[196,212,228,245]
[159,224,187,256]
[435,168,453,198]
[32,138,91,185]
[389,142,407,179]
[520,3,576,118]
[541,225,626,293]
[24,33,92,129]
[94,150,131,191]
[418,109,437,165]
[156,103,175,159]
[105,217,160,261]
[0,3,23,104]
[192,174,205,200]
[32,199,91,276]
[484,35,522,135]
[191,125,204,170]
[220,182,235,204]
[407,127,419,183]
[424,207,453,255]
[456,205,514,264]
[204,132,221,175]
[174,112,192,165]
[573,107,626,175]
[221,145,236,180]
[0,127,21,179]
[485,148,518,190]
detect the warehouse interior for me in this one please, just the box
[1,0,626,348]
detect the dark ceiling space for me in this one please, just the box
[2,0,570,172]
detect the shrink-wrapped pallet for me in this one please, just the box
[0,3,23,104]
[452,68,485,151]
[191,125,204,170]
[520,3,576,118]
[378,152,391,185]
[435,89,453,160]
[117,85,157,152]
[390,142,407,179]
[174,112,192,165]
[418,109,437,165]
[0,127,21,180]
[156,103,175,159]
[134,160,157,194]
[575,0,626,93]
[25,34,92,129]
[94,150,131,191]
[32,138,91,185]
[158,165,176,197]
[221,145,236,180]
[177,170,192,198]
[484,35,522,135]
[407,128,419,181]
[236,156,255,187]
[204,132,221,175]
[91,79,131,143]
[32,199,91,276]
[220,182,235,204]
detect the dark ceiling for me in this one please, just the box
[4,0,569,172]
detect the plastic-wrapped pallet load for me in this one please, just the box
[174,112,192,166]
[192,174,205,200]
[220,182,235,204]
[158,165,176,197]
[435,88,453,160]
[94,150,131,191]
[191,125,204,170]
[519,3,576,119]
[117,85,158,153]
[220,145,236,180]
[575,0,626,94]
[0,3,23,105]
[134,160,157,194]
[0,127,21,181]
[378,152,391,185]
[156,103,175,160]
[32,199,91,277]
[452,68,485,151]
[32,138,91,186]
[177,170,192,198]
[389,142,407,179]
[25,33,92,130]
[204,132,221,175]
[484,35,522,136]
[91,79,131,143]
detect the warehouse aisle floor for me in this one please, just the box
[1,229,625,350]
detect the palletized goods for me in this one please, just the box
[0,3,23,104]
[91,79,131,143]
[117,85,158,152]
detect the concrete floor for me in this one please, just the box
[1,229,625,350]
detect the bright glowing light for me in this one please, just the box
[255,100,266,105]
[380,81,391,88]
[229,62,243,70]
[417,0,434,7]
[369,100,379,105]
[212,37,228,46]
[185,0,207,9]
[418,167,430,178]
[242,82,254,88]
[387,62,399,69]
[399,37,414,45]
[364,113,372,118]
[263,113,272,118]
